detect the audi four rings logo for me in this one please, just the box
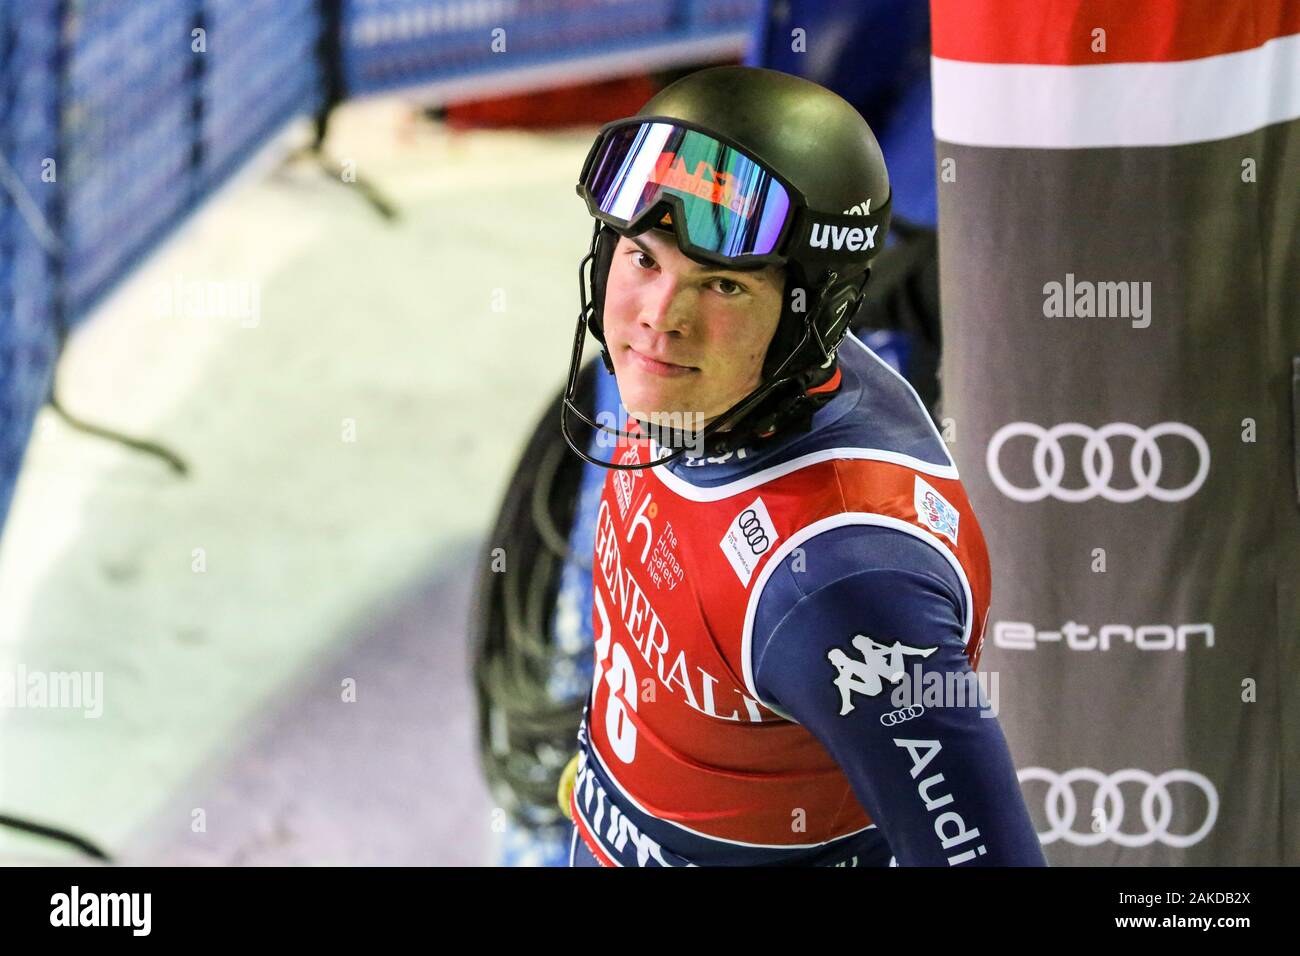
[1018,767,1218,848]
[880,705,925,726]
[738,509,770,555]
[987,422,1210,503]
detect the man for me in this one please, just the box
[556,66,1046,866]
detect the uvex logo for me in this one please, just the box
[809,221,877,252]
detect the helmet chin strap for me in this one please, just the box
[559,230,841,473]
[560,360,807,472]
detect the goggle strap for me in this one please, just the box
[789,193,892,267]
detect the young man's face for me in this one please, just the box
[601,228,785,429]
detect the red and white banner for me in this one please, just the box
[932,1,1300,147]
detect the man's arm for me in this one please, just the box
[751,524,1047,866]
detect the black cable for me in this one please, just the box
[297,0,399,222]
[530,436,591,569]
[46,390,189,476]
[471,358,598,825]
[36,0,192,476]
[0,813,111,861]
[312,0,345,147]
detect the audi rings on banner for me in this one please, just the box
[1019,767,1219,848]
[986,422,1210,503]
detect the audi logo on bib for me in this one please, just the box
[737,509,770,554]
[719,497,779,587]
[986,422,1211,503]
[1018,767,1218,848]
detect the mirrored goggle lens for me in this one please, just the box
[584,122,792,258]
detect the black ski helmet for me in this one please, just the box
[562,65,892,470]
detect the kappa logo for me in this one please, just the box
[809,221,878,252]
[914,476,959,545]
[719,497,778,586]
[827,634,937,716]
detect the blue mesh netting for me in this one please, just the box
[342,0,760,95]
[1,2,62,527]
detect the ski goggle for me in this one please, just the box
[578,118,797,267]
[578,117,891,271]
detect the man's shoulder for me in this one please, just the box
[753,522,969,638]
[797,333,954,474]
[746,522,971,720]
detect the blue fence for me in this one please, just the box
[343,0,759,95]
[0,0,763,531]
